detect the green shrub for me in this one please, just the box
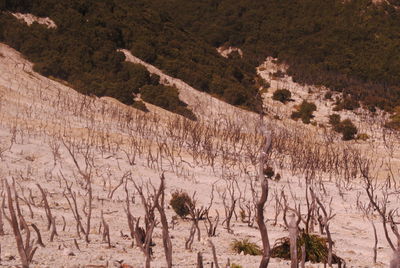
[230,264,243,268]
[271,232,343,264]
[231,239,262,256]
[385,106,400,130]
[328,114,341,126]
[169,191,194,218]
[272,89,292,103]
[291,100,317,124]
[131,100,149,112]
[334,119,358,140]
[140,85,197,121]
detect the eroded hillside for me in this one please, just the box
[1,42,400,268]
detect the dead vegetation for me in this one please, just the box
[0,43,399,267]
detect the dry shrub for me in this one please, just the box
[231,239,262,256]
[169,191,194,218]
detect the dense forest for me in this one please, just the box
[1,0,400,115]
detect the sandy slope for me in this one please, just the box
[0,43,399,268]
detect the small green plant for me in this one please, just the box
[231,239,262,256]
[272,89,292,103]
[230,264,243,268]
[169,191,194,218]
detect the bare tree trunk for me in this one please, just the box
[31,224,45,247]
[85,180,92,243]
[197,252,204,268]
[208,239,220,268]
[288,214,298,268]
[155,174,173,268]
[0,203,4,236]
[50,216,58,242]
[390,247,400,268]
[301,245,306,268]
[257,113,272,268]
[3,181,37,268]
[36,184,53,231]
[371,220,378,264]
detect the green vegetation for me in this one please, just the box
[231,239,262,256]
[328,114,341,126]
[329,115,358,140]
[271,232,343,264]
[230,264,243,268]
[131,100,149,113]
[2,0,400,114]
[0,0,260,111]
[291,101,317,124]
[153,0,400,112]
[385,106,400,130]
[272,89,292,103]
[140,85,196,120]
[169,191,194,218]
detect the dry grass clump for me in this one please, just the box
[169,191,194,218]
[231,239,262,256]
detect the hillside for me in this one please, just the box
[2,0,400,114]
[1,40,400,267]
[1,0,400,267]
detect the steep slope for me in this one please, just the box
[1,43,400,267]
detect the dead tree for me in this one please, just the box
[359,161,399,253]
[312,191,336,267]
[185,193,207,250]
[204,184,219,237]
[124,179,136,246]
[62,138,94,243]
[357,195,378,264]
[197,252,204,268]
[31,224,45,247]
[50,216,58,242]
[219,178,238,234]
[3,180,37,268]
[36,184,53,230]
[256,112,272,268]
[0,194,4,236]
[208,239,220,268]
[100,210,111,248]
[62,174,85,239]
[133,180,162,268]
[154,174,173,268]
